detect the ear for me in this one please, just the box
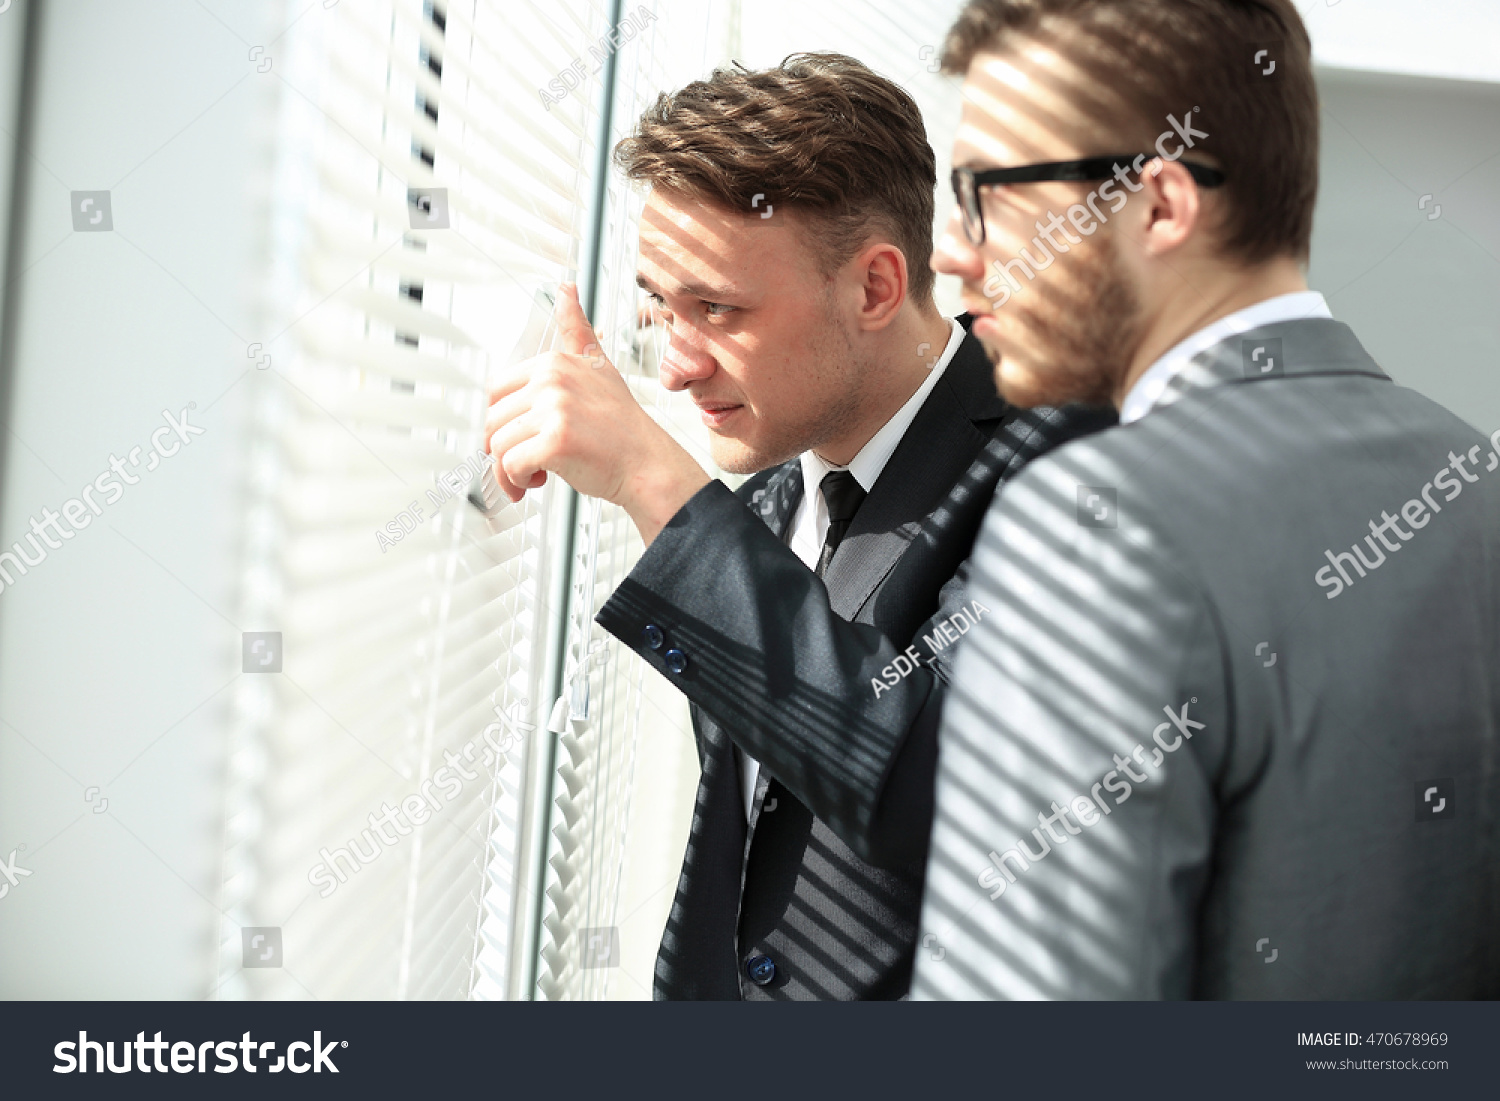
[1135,156,1204,258]
[849,240,909,332]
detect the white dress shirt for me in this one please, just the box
[739,316,967,819]
[1119,290,1332,425]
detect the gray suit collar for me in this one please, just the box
[1147,317,1390,420]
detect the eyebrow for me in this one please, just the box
[635,272,740,301]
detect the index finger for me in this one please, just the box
[555,282,599,358]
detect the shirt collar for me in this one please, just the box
[1119,291,1332,425]
[800,316,966,495]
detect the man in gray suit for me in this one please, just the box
[914,0,1500,998]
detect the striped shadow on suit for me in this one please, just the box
[597,324,1116,998]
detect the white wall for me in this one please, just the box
[1310,67,1500,433]
[1305,0,1500,84]
[0,0,282,998]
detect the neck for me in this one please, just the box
[815,308,951,467]
[1112,256,1309,409]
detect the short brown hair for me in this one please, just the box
[615,53,939,304]
[942,0,1319,263]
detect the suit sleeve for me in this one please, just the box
[595,479,970,869]
[914,452,1230,999]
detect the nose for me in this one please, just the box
[657,324,717,391]
[931,209,986,287]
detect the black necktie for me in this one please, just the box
[815,469,866,577]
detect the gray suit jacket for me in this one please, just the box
[914,317,1500,999]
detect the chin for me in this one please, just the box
[978,305,1127,410]
[993,359,1059,409]
[994,352,1116,410]
[975,233,1140,411]
[708,435,780,476]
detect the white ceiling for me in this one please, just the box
[1305,0,1500,84]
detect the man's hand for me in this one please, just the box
[485,283,710,545]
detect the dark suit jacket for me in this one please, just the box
[596,326,1115,998]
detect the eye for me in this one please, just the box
[704,301,736,317]
[642,293,672,324]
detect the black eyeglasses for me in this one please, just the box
[952,155,1227,246]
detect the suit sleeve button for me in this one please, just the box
[663,648,688,674]
[642,624,664,650]
[745,954,776,986]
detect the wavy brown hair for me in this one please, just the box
[614,53,938,305]
[941,0,1319,264]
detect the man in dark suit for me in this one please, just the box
[485,53,1110,998]
[914,0,1500,999]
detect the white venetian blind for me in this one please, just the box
[524,1,725,1001]
[217,0,604,1000]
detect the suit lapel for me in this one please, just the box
[736,460,804,858]
[747,459,805,541]
[820,334,1005,619]
[747,770,774,831]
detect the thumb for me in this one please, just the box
[556,283,600,360]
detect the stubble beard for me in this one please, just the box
[981,233,1144,410]
[708,300,864,475]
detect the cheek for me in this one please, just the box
[730,320,820,406]
[741,357,799,417]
